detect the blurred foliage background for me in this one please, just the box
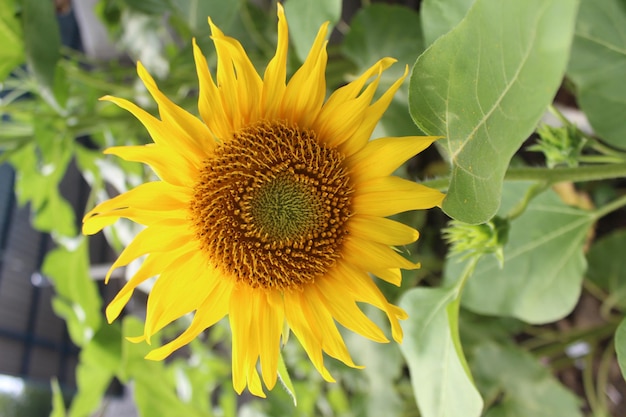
[1,0,626,416]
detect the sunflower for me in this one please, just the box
[83,4,444,397]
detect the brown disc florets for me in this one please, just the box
[190,120,353,290]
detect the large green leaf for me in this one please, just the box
[617,318,626,380]
[587,229,626,310]
[445,183,591,323]
[400,287,483,417]
[409,0,579,223]
[567,0,626,149]
[0,0,24,81]
[419,0,475,46]
[283,0,341,62]
[472,343,583,417]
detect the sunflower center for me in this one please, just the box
[190,120,353,290]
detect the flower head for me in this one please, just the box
[83,4,444,397]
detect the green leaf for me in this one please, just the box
[445,183,592,323]
[420,0,475,46]
[42,239,102,346]
[277,352,297,406]
[0,0,24,81]
[409,0,579,223]
[587,229,626,310]
[567,0,626,149]
[170,0,241,34]
[399,286,483,417]
[121,0,172,15]
[69,324,122,417]
[120,317,208,417]
[20,0,63,109]
[284,0,341,62]
[617,318,626,380]
[472,343,583,417]
[342,4,423,84]
[49,379,66,417]
[10,128,76,237]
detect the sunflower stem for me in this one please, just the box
[420,163,626,191]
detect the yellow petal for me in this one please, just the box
[144,251,219,341]
[136,61,214,157]
[82,181,190,235]
[315,273,388,343]
[339,65,409,156]
[105,244,195,323]
[353,176,445,217]
[349,215,419,246]
[261,4,288,120]
[104,144,198,188]
[145,279,231,360]
[103,220,194,283]
[315,59,395,148]
[347,135,441,183]
[192,39,232,140]
[280,21,329,128]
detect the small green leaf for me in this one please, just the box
[409,0,579,223]
[21,0,62,108]
[49,379,66,417]
[616,318,626,380]
[587,229,626,310]
[0,0,24,81]
[445,183,592,323]
[420,0,475,46]
[400,286,483,417]
[69,324,122,417]
[567,0,626,149]
[472,343,583,417]
[42,239,102,346]
[284,0,341,62]
[277,352,297,406]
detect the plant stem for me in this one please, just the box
[420,163,626,191]
[592,193,626,219]
[506,164,626,183]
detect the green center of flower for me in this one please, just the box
[190,120,353,290]
[249,174,322,241]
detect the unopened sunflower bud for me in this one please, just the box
[528,123,585,168]
[443,216,509,267]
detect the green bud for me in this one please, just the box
[528,123,586,168]
[443,216,509,267]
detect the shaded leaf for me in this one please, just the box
[21,0,62,108]
[400,286,483,417]
[472,343,583,417]
[284,0,341,62]
[420,0,475,46]
[409,0,579,223]
[445,183,591,323]
[170,0,241,34]
[587,229,626,310]
[567,0,626,149]
[343,4,423,84]
[617,318,626,380]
